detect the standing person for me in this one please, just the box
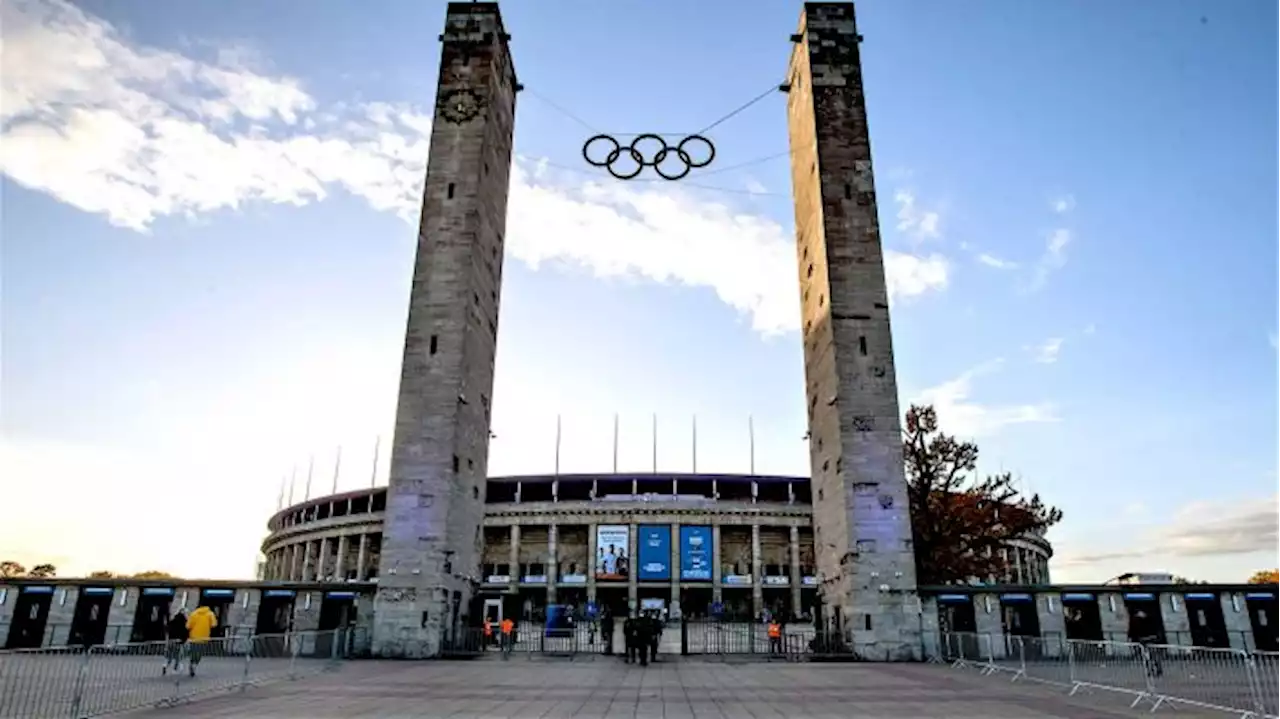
[622,615,635,664]
[635,614,650,667]
[768,619,783,655]
[184,604,218,678]
[500,616,515,659]
[647,612,662,663]
[601,607,615,656]
[163,609,188,676]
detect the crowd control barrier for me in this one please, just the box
[940,631,1279,717]
[0,628,361,719]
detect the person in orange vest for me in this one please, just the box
[767,620,783,655]
[185,604,218,678]
[500,617,515,658]
[483,618,494,650]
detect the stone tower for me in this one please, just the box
[785,2,922,660]
[373,2,517,658]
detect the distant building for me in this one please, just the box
[1106,572,1176,586]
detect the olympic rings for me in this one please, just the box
[582,133,716,181]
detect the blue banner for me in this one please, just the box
[680,525,712,581]
[637,525,671,580]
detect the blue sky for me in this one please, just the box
[1,0,1276,581]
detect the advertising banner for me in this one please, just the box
[595,525,630,580]
[679,525,712,581]
[637,525,671,580]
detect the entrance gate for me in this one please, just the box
[130,587,173,643]
[68,587,114,647]
[4,585,54,649]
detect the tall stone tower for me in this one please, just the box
[785,2,922,660]
[373,2,517,658]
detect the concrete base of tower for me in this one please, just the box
[824,592,927,662]
[371,587,450,659]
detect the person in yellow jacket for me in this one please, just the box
[185,604,218,677]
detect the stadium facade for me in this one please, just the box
[259,472,1055,623]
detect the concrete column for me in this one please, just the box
[546,524,558,604]
[670,522,681,608]
[508,525,520,581]
[1220,593,1256,651]
[751,523,763,618]
[302,540,315,581]
[1098,592,1128,654]
[711,524,723,603]
[587,523,597,602]
[1034,593,1066,657]
[1160,592,1191,646]
[1013,548,1024,583]
[973,593,1006,658]
[290,543,302,581]
[627,522,638,614]
[920,596,941,659]
[356,533,368,582]
[334,535,348,582]
[316,537,330,582]
[789,525,802,617]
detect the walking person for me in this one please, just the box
[622,615,636,664]
[163,609,188,676]
[647,612,662,664]
[184,604,218,678]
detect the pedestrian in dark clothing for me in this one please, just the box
[647,613,662,663]
[634,615,650,666]
[602,610,615,656]
[163,610,188,676]
[622,617,636,663]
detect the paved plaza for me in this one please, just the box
[114,659,1235,719]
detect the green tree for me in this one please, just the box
[903,404,1063,585]
[27,564,57,578]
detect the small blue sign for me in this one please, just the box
[1246,593,1277,601]
[21,585,54,595]
[325,591,356,600]
[1184,593,1216,601]
[637,525,671,581]
[82,587,114,596]
[264,589,296,598]
[1000,593,1033,603]
[679,526,712,581]
[1124,593,1156,601]
[1062,593,1095,602]
[202,588,235,598]
[937,594,970,604]
[141,587,174,596]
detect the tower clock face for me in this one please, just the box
[440,89,483,124]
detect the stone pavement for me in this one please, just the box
[117,659,1233,718]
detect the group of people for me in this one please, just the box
[621,611,663,665]
[482,616,516,657]
[162,604,219,678]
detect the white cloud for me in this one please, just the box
[976,253,1017,270]
[0,0,950,337]
[1051,194,1076,214]
[1025,228,1071,291]
[912,359,1059,439]
[893,189,941,240]
[1030,337,1064,364]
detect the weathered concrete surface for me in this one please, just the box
[374,1,518,658]
[117,661,1198,718]
[786,2,921,658]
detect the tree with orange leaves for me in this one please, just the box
[1248,569,1279,584]
[903,404,1063,586]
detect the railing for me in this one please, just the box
[941,631,1279,718]
[0,629,363,719]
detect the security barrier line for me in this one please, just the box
[0,628,363,719]
[940,631,1280,718]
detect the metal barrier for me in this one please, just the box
[942,631,1280,717]
[0,629,355,719]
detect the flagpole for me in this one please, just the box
[277,476,285,510]
[287,465,297,506]
[652,413,658,473]
[748,415,756,475]
[692,415,698,473]
[331,446,342,495]
[554,415,562,476]
[612,414,619,473]
[304,455,314,501]
[369,436,380,488]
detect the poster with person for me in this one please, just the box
[595,525,630,580]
